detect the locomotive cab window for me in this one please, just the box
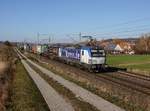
[82,51,84,55]
[91,49,104,57]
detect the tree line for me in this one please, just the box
[134,34,150,54]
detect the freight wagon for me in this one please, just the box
[31,45,37,53]
[26,44,32,52]
[36,44,48,55]
[19,43,106,72]
[48,46,59,59]
[17,43,24,51]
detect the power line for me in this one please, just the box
[33,17,150,43]
[92,27,150,36]
[51,19,150,40]
[88,16,150,31]
[98,31,149,38]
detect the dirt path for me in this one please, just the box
[16,50,74,111]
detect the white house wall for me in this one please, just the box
[115,44,123,51]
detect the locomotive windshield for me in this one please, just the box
[91,49,105,57]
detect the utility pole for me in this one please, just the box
[37,32,40,45]
[49,36,51,44]
[79,32,82,42]
[37,33,53,44]
[24,38,26,44]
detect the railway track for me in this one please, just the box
[77,69,150,95]
[72,69,150,96]
[96,73,150,95]
[118,71,150,81]
[30,53,150,96]
[108,71,150,88]
[99,70,150,91]
[16,49,125,111]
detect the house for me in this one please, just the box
[118,42,132,54]
[104,43,123,54]
[99,38,135,54]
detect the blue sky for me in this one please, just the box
[0,0,150,43]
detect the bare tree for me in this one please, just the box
[134,34,150,54]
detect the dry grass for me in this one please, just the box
[0,44,16,111]
[27,53,149,111]
[27,61,99,111]
[0,62,7,74]
[7,60,50,111]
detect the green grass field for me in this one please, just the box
[107,55,150,72]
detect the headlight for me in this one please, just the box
[92,60,97,64]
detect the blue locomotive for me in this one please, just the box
[58,46,106,72]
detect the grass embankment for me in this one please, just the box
[0,44,16,111]
[107,55,150,74]
[27,61,99,111]
[26,53,147,111]
[8,60,50,111]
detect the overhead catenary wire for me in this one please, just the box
[89,27,150,36]
[86,16,150,31]
[29,17,150,43]
[78,16,150,39]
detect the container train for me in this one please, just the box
[18,43,106,72]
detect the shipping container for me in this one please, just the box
[46,46,59,59]
[41,44,48,54]
[36,45,42,54]
[36,44,48,55]
[32,45,37,53]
